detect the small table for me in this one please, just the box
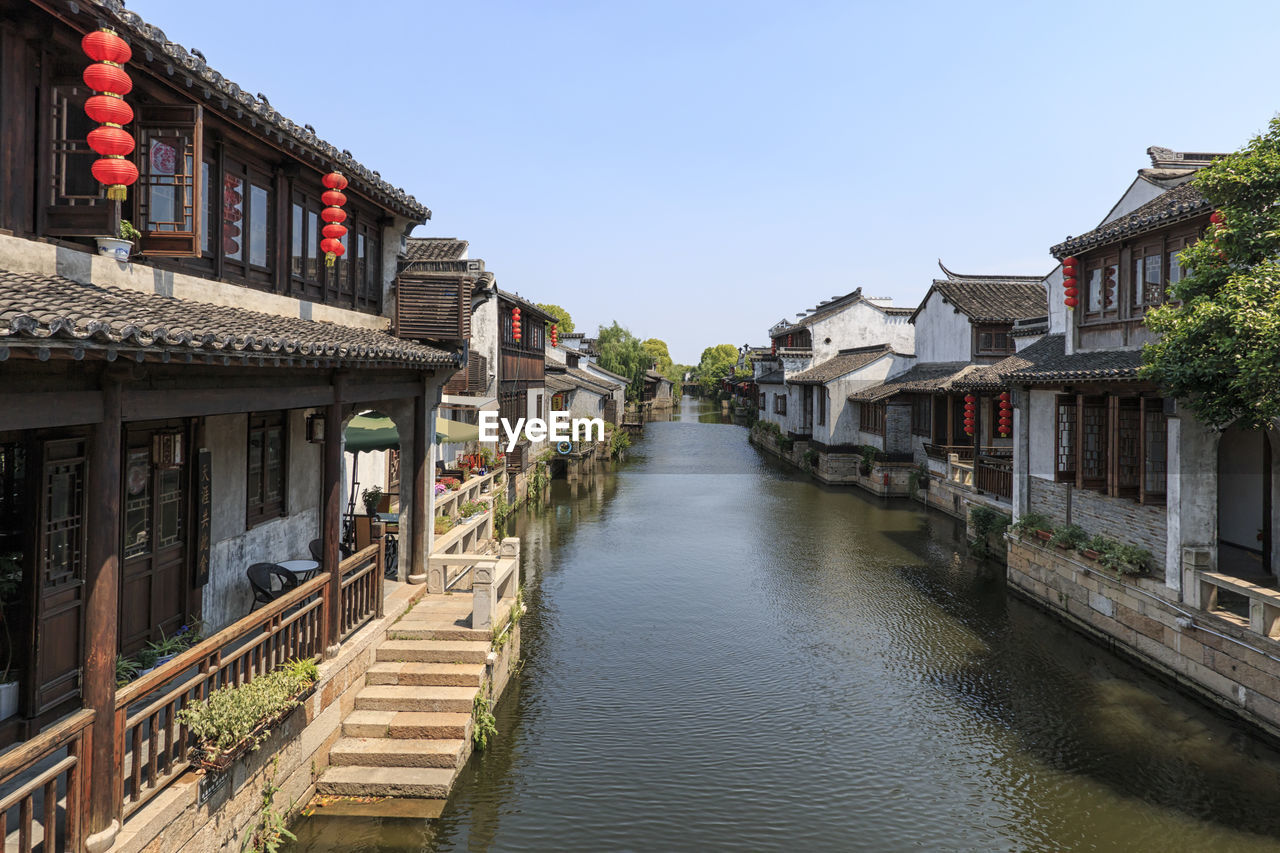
[278,559,319,581]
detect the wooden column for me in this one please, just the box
[323,401,342,654]
[85,376,121,844]
[408,390,429,584]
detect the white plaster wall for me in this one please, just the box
[808,302,915,362]
[821,354,913,446]
[913,290,973,363]
[1041,267,1067,340]
[204,410,322,631]
[758,383,787,430]
[471,298,499,397]
[1027,389,1057,481]
[1100,177,1167,225]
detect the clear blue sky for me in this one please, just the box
[132,0,1280,364]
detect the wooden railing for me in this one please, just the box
[340,543,384,640]
[0,709,93,853]
[435,468,500,520]
[975,455,1013,499]
[924,444,1012,462]
[113,573,328,818]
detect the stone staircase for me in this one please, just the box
[317,601,494,799]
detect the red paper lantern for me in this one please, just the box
[82,30,131,64]
[1063,276,1076,288]
[1210,210,1224,226]
[551,324,558,347]
[83,62,132,96]
[1062,263,1077,275]
[84,94,133,126]
[82,29,136,202]
[320,172,348,266]
[964,395,975,404]
[1064,287,1078,298]
[999,392,1009,403]
[87,125,135,157]
[1064,296,1079,308]
[1062,256,1077,266]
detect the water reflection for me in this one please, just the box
[288,397,1280,853]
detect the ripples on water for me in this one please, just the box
[289,399,1280,853]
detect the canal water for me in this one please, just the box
[289,397,1280,852]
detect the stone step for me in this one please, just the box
[376,639,490,664]
[342,710,471,740]
[388,624,488,642]
[366,661,486,687]
[317,766,455,799]
[355,685,477,714]
[329,737,466,769]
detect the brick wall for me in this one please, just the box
[1007,536,1280,740]
[1027,475,1167,567]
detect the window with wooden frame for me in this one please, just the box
[1165,233,1195,302]
[774,394,787,416]
[1055,395,1076,482]
[499,392,522,427]
[817,388,827,426]
[221,157,273,283]
[354,221,383,311]
[860,401,885,436]
[758,392,765,410]
[1078,396,1108,489]
[1083,256,1119,321]
[1142,401,1168,502]
[134,105,204,256]
[246,412,287,527]
[1114,396,1141,497]
[1130,241,1165,313]
[290,191,324,297]
[911,395,931,437]
[43,81,113,236]
[975,325,1015,355]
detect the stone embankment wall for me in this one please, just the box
[1007,536,1280,740]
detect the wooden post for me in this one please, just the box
[408,390,428,584]
[85,375,121,847]
[323,401,342,655]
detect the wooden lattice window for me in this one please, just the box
[43,82,112,236]
[817,389,827,426]
[247,412,287,527]
[1143,403,1168,502]
[42,448,85,588]
[1116,397,1141,496]
[860,402,885,436]
[1055,395,1076,482]
[774,394,787,416]
[135,105,204,256]
[1079,396,1107,489]
[911,395,931,437]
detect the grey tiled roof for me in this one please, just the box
[405,238,468,261]
[787,345,896,384]
[912,278,1048,325]
[0,271,456,368]
[545,374,575,393]
[1002,334,1145,383]
[565,366,615,394]
[89,1,428,219]
[847,362,970,402]
[1052,182,1211,259]
[756,368,786,385]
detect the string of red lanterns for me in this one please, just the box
[550,323,558,347]
[320,172,348,266]
[997,391,1012,438]
[82,29,137,202]
[963,394,976,436]
[1062,256,1078,310]
[512,307,523,343]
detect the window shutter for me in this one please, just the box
[134,104,203,256]
[1054,395,1076,482]
[43,81,114,237]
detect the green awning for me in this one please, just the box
[343,413,480,452]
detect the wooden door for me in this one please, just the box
[30,438,87,720]
[120,428,189,654]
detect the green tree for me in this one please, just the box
[536,303,574,334]
[1143,116,1280,430]
[597,322,649,400]
[694,344,739,395]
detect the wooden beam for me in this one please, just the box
[0,392,103,430]
[84,376,121,836]
[123,385,332,421]
[323,400,342,654]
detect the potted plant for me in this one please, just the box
[148,631,187,668]
[177,658,318,772]
[1099,542,1153,577]
[361,485,383,517]
[459,501,487,519]
[1048,524,1087,552]
[1011,512,1052,541]
[434,515,454,536]
[0,552,21,721]
[134,646,159,678]
[95,219,141,261]
[116,655,139,688]
[1079,534,1111,562]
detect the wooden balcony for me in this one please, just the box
[443,351,488,395]
[394,263,474,342]
[975,455,1013,500]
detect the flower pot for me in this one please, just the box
[1080,549,1101,561]
[0,681,17,721]
[1035,530,1053,542]
[155,653,178,668]
[95,236,133,261]
[1055,543,1072,551]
